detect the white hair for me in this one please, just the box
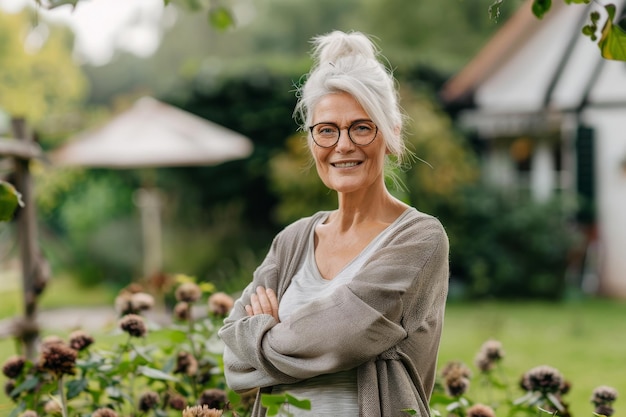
[294,31,408,166]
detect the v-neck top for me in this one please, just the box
[271,208,413,416]
[277,207,413,322]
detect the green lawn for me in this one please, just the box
[437,299,626,417]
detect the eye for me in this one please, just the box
[316,125,338,136]
[351,122,374,135]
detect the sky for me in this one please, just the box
[0,0,172,66]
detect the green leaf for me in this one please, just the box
[598,4,626,61]
[208,6,234,31]
[402,409,419,415]
[429,392,455,406]
[47,0,80,9]
[0,180,23,222]
[10,376,40,396]
[8,402,26,417]
[138,365,180,382]
[260,393,284,416]
[261,393,310,416]
[532,0,552,19]
[564,0,590,3]
[66,378,89,399]
[285,393,311,410]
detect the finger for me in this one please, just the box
[256,286,273,315]
[249,293,262,315]
[265,288,279,321]
[245,304,253,316]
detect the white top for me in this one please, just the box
[271,209,412,416]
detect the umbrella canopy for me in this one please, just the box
[50,96,253,168]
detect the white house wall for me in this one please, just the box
[476,4,589,112]
[583,108,626,298]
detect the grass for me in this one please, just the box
[0,279,624,416]
[438,298,626,417]
[0,273,117,319]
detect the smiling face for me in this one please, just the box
[310,92,388,195]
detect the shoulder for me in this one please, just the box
[271,211,330,250]
[394,207,448,242]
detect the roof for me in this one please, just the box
[439,0,565,106]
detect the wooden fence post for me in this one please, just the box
[11,117,40,360]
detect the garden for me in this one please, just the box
[2,0,626,416]
[0,275,623,416]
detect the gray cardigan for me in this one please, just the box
[218,208,449,416]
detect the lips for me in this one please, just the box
[331,161,361,168]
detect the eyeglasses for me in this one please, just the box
[308,120,378,148]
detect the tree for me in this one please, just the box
[0,10,87,125]
[35,0,237,30]
[495,0,626,60]
[36,0,626,61]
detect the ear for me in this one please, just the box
[386,125,402,155]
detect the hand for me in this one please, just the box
[245,286,279,322]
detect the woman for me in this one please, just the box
[218,30,449,417]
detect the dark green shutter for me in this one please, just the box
[575,125,595,224]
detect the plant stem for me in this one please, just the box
[58,375,69,417]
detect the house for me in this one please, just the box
[440,0,626,298]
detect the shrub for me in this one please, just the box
[434,186,582,300]
[2,275,245,417]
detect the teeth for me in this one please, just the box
[334,162,359,168]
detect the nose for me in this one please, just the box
[334,128,355,152]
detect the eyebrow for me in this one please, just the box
[312,118,374,126]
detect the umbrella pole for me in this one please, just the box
[134,187,163,280]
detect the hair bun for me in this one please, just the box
[311,31,378,65]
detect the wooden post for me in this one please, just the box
[11,117,40,360]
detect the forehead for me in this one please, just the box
[312,92,369,123]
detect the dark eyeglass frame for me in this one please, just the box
[308,119,378,148]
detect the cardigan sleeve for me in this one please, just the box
[219,214,448,393]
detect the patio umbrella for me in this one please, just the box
[49,96,254,278]
[51,96,253,168]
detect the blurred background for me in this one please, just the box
[2,0,626,414]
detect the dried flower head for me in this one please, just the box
[139,391,160,411]
[182,405,223,417]
[521,365,563,394]
[441,361,472,379]
[175,351,198,376]
[2,355,26,379]
[131,292,155,312]
[44,400,62,414]
[119,314,147,338]
[176,282,202,303]
[475,339,504,373]
[92,408,119,417]
[68,330,94,351]
[168,393,187,410]
[4,380,16,399]
[445,372,471,397]
[592,386,618,406]
[114,292,134,316]
[39,343,77,376]
[467,404,496,417]
[442,361,472,397]
[174,302,191,321]
[41,335,64,349]
[207,292,234,317]
[480,339,504,361]
[594,404,615,417]
[198,388,227,409]
[18,411,38,417]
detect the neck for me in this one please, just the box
[331,184,406,232]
